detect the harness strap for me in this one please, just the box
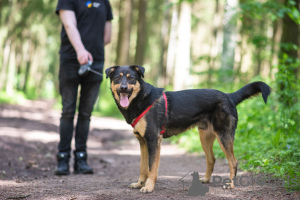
[160,92,168,134]
[131,92,168,135]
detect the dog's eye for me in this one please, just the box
[128,76,134,81]
[115,76,121,81]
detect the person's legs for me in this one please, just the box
[73,61,103,174]
[55,57,80,175]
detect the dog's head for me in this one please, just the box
[105,65,145,109]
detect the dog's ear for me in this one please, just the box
[130,65,145,78]
[105,66,120,78]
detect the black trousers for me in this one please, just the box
[58,56,103,153]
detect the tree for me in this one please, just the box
[220,0,238,82]
[158,0,172,87]
[173,1,192,91]
[135,0,147,65]
[116,0,133,65]
[279,0,299,78]
[166,4,179,87]
[278,0,299,107]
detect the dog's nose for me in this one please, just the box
[120,85,128,91]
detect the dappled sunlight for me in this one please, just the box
[91,116,132,131]
[160,175,184,180]
[1,109,45,121]
[89,148,140,156]
[160,172,240,180]
[88,144,189,157]
[161,144,187,156]
[0,127,59,143]
[0,180,22,187]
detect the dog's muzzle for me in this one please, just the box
[118,85,132,108]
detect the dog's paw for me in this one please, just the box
[140,185,154,193]
[200,177,210,183]
[129,181,144,189]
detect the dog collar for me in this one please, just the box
[131,92,168,135]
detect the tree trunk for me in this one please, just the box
[0,39,11,91]
[254,20,266,77]
[280,0,299,78]
[116,0,133,65]
[158,0,171,87]
[208,0,222,86]
[220,0,238,83]
[173,2,191,91]
[278,0,299,107]
[135,0,147,65]
[270,7,283,78]
[23,40,35,93]
[6,42,16,96]
[166,5,179,86]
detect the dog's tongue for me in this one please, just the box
[120,93,129,107]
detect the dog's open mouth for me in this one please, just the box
[120,93,129,107]
[119,92,132,108]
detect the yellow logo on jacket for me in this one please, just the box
[86,1,100,8]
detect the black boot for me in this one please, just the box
[74,151,93,174]
[55,152,70,175]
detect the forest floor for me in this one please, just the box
[0,100,299,200]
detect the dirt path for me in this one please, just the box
[0,100,298,200]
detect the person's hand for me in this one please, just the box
[76,49,93,65]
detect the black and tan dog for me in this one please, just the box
[105,65,271,193]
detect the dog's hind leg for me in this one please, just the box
[214,132,238,189]
[129,133,149,189]
[140,134,163,193]
[198,123,216,183]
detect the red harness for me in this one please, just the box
[131,92,168,135]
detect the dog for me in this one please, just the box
[105,65,271,193]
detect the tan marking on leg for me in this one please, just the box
[214,133,238,189]
[140,135,162,193]
[133,117,147,137]
[130,134,149,189]
[199,123,216,183]
[128,81,140,104]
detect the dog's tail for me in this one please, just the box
[228,81,271,106]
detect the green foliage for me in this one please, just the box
[0,91,26,104]
[0,0,60,99]
[240,0,286,21]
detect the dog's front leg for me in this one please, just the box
[130,133,149,189]
[140,134,163,193]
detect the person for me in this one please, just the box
[54,0,113,175]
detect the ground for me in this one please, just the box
[0,100,299,200]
